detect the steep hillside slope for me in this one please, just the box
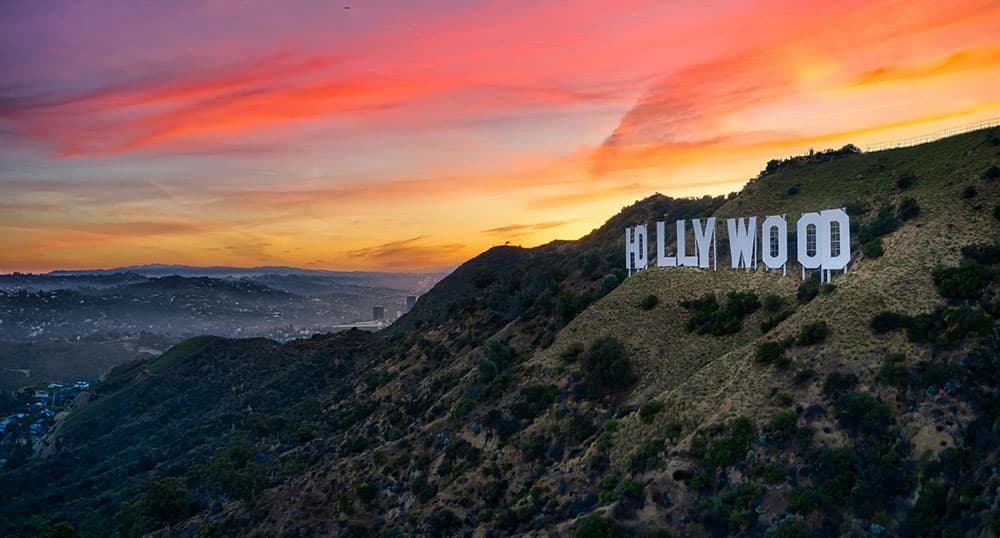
[4,127,998,538]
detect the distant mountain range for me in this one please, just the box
[45,263,447,282]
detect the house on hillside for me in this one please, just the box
[33,389,49,400]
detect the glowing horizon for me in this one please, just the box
[2,0,998,273]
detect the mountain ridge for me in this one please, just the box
[3,127,998,537]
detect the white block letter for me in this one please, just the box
[693,218,716,269]
[625,224,648,275]
[727,217,757,270]
[820,208,851,271]
[676,220,698,267]
[656,221,676,267]
[797,212,823,272]
[760,215,788,270]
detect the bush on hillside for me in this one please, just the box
[682,291,760,335]
[960,243,1000,265]
[796,321,830,346]
[640,294,659,310]
[823,372,858,399]
[961,186,978,199]
[870,311,910,333]
[932,260,985,299]
[693,417,755,470]
[878,353,909,388]
[574,513,629,538]
[762,294,787,312]
[834,393,893,437]
[581,337,635,399]
[143,477,195,526]
[907,306,994,344]
[797,273,821,303]
[760,309,793,333]
[857,206,901,244]
[756,342,784,364]
[557,289,594,321]
[897,197,920,221]
[628,439,664,474]
[560,342,584,363]
[639,399,665,423]
[994,204,1000,221]
[862,238,884,259]
[896,173,916,190]
[983,165,1000,180]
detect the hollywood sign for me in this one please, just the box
[626,208,851,282]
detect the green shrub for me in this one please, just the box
[682,290,760,335]
[509,384,559,420]
[557,289,594,321]
[640,294,659,310]
[336,493,354,514]
[857,206,901,244]
[907,306,994,344]
[983,165,1000,180]
[870,311,909,333]
[862,238,884,259]
[797,274,821,303]
[639,400,665,423]
[878,354,909,388]
[581,337,635,399]
[411,475,437,502]
[796,321,829,346]
[597,473,620,503]
[896,174,915,190]
[749,461,787,484]
[897,197,920,221]
[449,396,474,423]
[787,185,800,195]
[756,342,784,364]
[760,309,793,333]
[143,477,194,525]
[575,513,628,538]
[834,392,892,437]
[762,294,787,312]
[701,417,755,469]
[356,481,377,506]
[994,204,1000,220]
[961,186,978,199]
[960,243,1000,265]
[932,260,985,299]
[823,372,858,399]
[560,342,584,363]
[768,410,798,444]
[627,439,664,474]
[918,362,963,387]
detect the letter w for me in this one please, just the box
[727,217,757,269]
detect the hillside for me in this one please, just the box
[2,127,998,538]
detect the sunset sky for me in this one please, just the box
[1,0,998,273]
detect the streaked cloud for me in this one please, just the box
[1,0,998,272]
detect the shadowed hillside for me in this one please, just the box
[3,127,999,537]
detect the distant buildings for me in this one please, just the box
[373,306,385,321]
[405,296,417,311]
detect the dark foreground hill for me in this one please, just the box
[2,127,999,537]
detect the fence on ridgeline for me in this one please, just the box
[863,117,1000,152]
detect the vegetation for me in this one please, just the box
[638,400,664,423]
[681,290,760,335]
[639,294,659,310]
[581,337,635,399]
